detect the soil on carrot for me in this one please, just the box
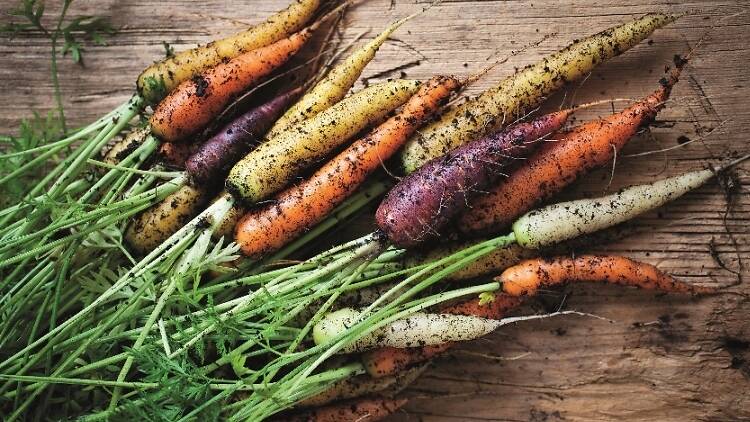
[193,75,210,98]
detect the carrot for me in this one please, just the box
[235,76,459,257]
[266,16,413,139]
[158,141,200,168]
[511,156,749,249]
[314,308,504,352]
[403,225,637,282]
[460,60,685,234]
[125,184,212,254]
[499,255,715,296]
[404,241,535,281]
[102,127,150,166]
[185,87,303,185]
[399,13,676,173]
[362,294,522,378]
[441,292,524,318]
[150,23,317,142]
[363,343,451,379]
[137,0,320,104]
[376,109,574,248]
[284,397,408,422]
[298,365,425,408]
[226,79,421,204]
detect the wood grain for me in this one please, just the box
[1,0,749,420]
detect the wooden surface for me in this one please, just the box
[2,1,749,420]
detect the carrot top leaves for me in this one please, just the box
[0,112,63,206]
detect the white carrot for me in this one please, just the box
[512,155,750,249]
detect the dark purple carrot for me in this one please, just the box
[185,87,303,185]
[375,109,573,248]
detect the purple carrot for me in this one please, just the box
[376,109,573,248]
[185,87,302,184]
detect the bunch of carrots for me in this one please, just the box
[0,1,745,421]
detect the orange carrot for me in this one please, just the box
[158,142,200,168]
[441,293,524,318]
[499,255,715,297]
[235,75,460,257]
[459,60,685,234]
[285,397,408,422]
[298,366,425,408]
[136,0,321,103]
[362,294,522,378]
[150,25,316,143]
[363,344,451,379]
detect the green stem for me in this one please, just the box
[168,233,385,359]
[0,198,165,268]
[0,222,194,371]
[0,375,158,390]
[0,96,142,233]
[108,265,185,409]
[230,233,517,418]
[50,37,66,134]
[2,274,156,419]
[50,0,73,134]
[0,99,129,228]
[0,172,181,255]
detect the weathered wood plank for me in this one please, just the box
[1,0,748,420]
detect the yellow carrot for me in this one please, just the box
[103,127,150,166]
[266,16,413,139]
[399,13,676,173]
[125,184,211,254]
[226,79,421,204]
